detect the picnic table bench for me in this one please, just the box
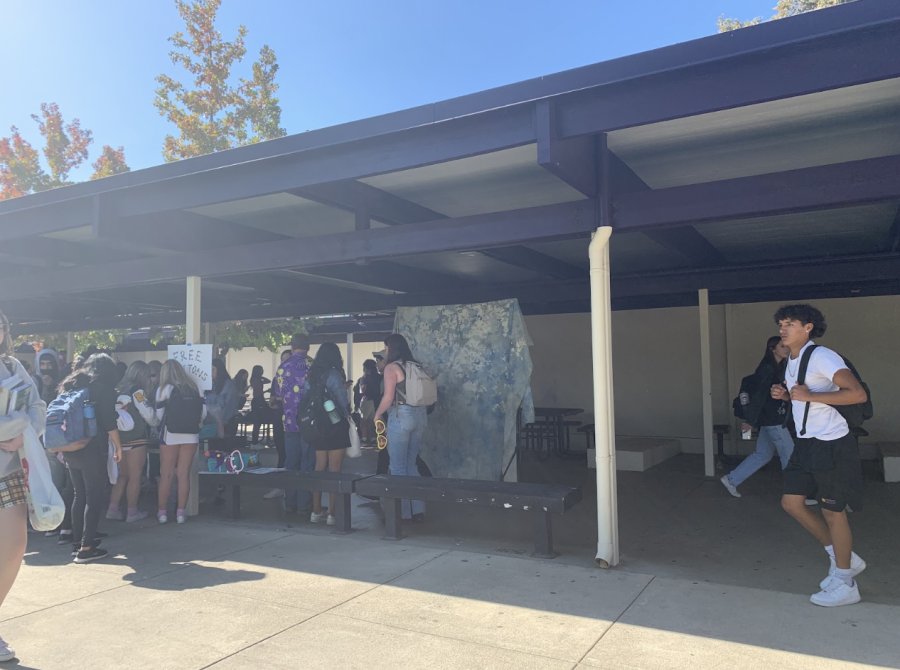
[355,475,583,559]
[200,470,369,534]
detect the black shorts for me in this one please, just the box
[783,432,863,512]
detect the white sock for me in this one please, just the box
[834,567,854,586]
[824,545,835,560]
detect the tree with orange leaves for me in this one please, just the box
[154,0,285,162]
[0,103,129,200]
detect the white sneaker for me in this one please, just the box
[310,510,328,524]
[126,511,149,523]
[263,488,284,499]
[158,514,168,524]
[810,579,861,607]
[720,475,741,498]
[176,515,186,524]
[326,515,336,526]
[106,509,125,521]
[820,551,866,589]
[0,635,15,662]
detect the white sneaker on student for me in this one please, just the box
[720,475,741,498]
[810,579,861,607]
[158,514,168,525]
[176,514,186,524]
[820,552,866,589]
[106,509,125,521]
[263,488,284,499]
[310,510,328,524]
[326,515,336,526]
[0,634,16,662]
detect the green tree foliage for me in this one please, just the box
[15,330,130,356]
[154,0,286,162]
[718,0,856,32]
[215,319,313,353]
[0,103,129,199]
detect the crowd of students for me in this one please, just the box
[0,301,876,659]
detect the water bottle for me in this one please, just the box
[83,402,97,436]
[323,399,341,425]
[82,403,95,420]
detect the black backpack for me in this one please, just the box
[296,372,347,446]
[732,373,756,421]
[164,386,205,435]
[796,345,873,436]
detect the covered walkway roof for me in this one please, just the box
[2,0,900,335]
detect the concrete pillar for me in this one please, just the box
[185,276,202,517]
[724,303,738,456]
[66,331,76,362]
[699,289,715,477]
[186,276,201,345]
[590,227,618,568]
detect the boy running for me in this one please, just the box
[771,304,868,607]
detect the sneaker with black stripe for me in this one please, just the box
[71,539,102,557]
[74,547,108,564]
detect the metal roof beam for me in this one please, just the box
[614,154,900,230]
[5,200,596,300]
[536,100,597,198]
[557,19,900,139]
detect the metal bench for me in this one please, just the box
[200,470,370,534]
[355,475,583,559]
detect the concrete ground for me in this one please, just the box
[3,449,899,669]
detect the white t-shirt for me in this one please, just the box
[784,341,849,441]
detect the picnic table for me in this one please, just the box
[532,407,584,455]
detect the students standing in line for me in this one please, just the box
[32,349,74,543]
[155,360,207,524]
[209,359,240,437]
[771,304,868,607]
[306,342,351,526]
[354,359,382,446]
[249,365,271,446]
[0,310,47,662]
[233,369,249,411]
[58,354,123,563]
[374,334,427,523]
[271,336,314,508]
[720,336,794,497]
[107,361,159,523]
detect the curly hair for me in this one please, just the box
[773,304,827,339]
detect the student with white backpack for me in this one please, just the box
[374,334,437,523]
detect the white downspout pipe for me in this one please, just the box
[590,226,618,568]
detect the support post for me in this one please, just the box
[724,303,738,457]
[66,331,75,363]
[186,276,201,345]
[699,288,715,477]
[346,332,354,388]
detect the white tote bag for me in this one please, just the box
[346,417,362,458]
[17,426,66,532]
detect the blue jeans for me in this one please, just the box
[284,432,315,511]
[729,425,795,487]
[386,404,427,519]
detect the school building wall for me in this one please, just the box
[524,295,900,454]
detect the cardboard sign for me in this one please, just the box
[168,344,213,392]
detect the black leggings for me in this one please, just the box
[272,416,285,468]
[70,461,107,548]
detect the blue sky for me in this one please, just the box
[1,0,777,181]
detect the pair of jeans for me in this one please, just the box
[69,459,106,548]
[47,452,73,531]
[283,431,315,511]
[272,416,286,468]
[386,404,427,519]
[728,425,795,487]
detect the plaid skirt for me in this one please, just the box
[0,470,27,509]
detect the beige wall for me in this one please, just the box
[525,295,899,453]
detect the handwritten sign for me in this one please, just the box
[168,344,213,392]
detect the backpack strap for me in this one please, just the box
[796,344,818,437]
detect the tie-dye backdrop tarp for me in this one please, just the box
[394,299,534,481]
